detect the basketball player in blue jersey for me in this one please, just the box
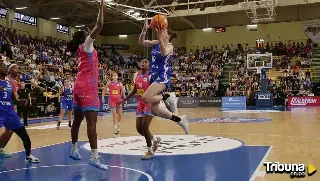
[56,79,73,129]
[138,18,189,134]
[0,62,39,163]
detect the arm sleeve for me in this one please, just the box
[83,36,95,53]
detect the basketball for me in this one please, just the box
[150,14,168,30]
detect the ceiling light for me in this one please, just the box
[133,12,140,16]
[247,24,257,28]
[75,25,85,28]
[105,0,113,2]
[127,10,134,13]
[119,35,127,38]
[15,7,27,10]
[50,17,60,20]
[136,17,152,21]
[203,27,212,31]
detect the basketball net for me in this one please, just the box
[256,66,262,74]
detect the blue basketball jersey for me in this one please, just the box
[63,86,73,101]
[150,43,172,74]
[0,79,14,112]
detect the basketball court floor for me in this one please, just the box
[0,107,319,181]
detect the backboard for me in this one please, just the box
[247,53,273,73]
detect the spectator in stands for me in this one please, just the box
[45,102,56,116]
[17,81,31,126]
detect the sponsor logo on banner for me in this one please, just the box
[198,97,222,107]
[258,94,271,100]
[82,135,243,155]
[222,97,246,108]
[302,20,320,44]
[123,96,138,109]
[189,117,271,123]
[288,96,320,106]
[177,97,199,108]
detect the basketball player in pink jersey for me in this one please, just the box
[102,73,125,134]
[66,0,108,170]
[0,63,20,158]
[119,59,160,160]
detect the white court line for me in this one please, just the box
[0,164,153,181]
[249,146,273,181]
[11,141,70,154]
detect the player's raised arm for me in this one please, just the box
[89,0,104,40]
[139,18,157,47]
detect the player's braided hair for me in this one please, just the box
[67,31,86,54]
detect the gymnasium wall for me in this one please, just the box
[95,34,144,54]
[97,21,308,54]
[0,17,6,27]
[1,9,73,40]
[185,22,308,50]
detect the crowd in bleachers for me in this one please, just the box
[0,24,316,117]
[226,40,313,106]
[169,47,225,97]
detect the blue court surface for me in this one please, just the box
[0,135,271,181]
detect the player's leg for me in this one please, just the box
[115,106,122,133]
[69,94,84,160]
[109,99,119,134]
[136,103,144,136]
[141,114,157,160]
[57,107,66,130]
[4,112,39,163]
[0,129,12,158]
[82,94,108,170]
[68,103,73,128]
[143,73,177,113]
[143,103,160,153]
[143,83,188,134]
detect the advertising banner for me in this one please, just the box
[198,97,222,107]
[177,97,199,108]
[99,95,138,111]
[256,92,273,107]
[222,97,246,108]
[288,96,320,106]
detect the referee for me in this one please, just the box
[17,81,31,126]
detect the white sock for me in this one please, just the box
[92,149,99,159]
[152,137,158,142]
[114,125,118,129]
[147,147,153,153]
[72,143,78,152]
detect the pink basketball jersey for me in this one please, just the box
[74,45,99,93]
[109,81,121,98]
[135,72,150,100]
[6,76,18,93]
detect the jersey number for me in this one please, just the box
[152,55,156,62]
[3,92,7,99]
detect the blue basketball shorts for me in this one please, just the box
[149,72,171,89]
[0,111,24,130]
[61,100,73,111]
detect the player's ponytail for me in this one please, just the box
[168,29,177,42]
[67,31,86,54]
